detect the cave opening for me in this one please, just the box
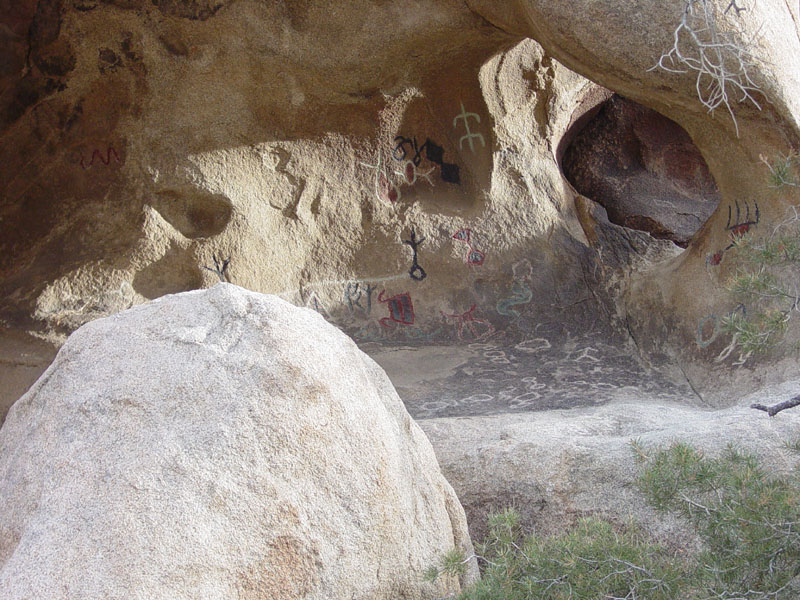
[561,94,720,248]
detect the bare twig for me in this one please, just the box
[203,254,231,283]
[651,0,763,136]
[725,0,746,15]
[751,394,800,416]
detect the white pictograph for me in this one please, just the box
[395,160,434,185]
[468,342,496,351]
[509,391,541,409]
[521,376,547,390]
[461,394,494,405]
[453,101,486,152]
[359,152,400,204]
[418,399,459,415]
[515,338,552,354]
[483,349,510,364]
[572,347,601,363]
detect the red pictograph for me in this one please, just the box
[396,160,434,186]
[452,228,485,266]
[79,146,121,170]
[378,171,400,203]
[441,304,495,341]
[378,290,415,328]
[708,200,760,267]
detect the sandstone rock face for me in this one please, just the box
[421,378,800,544]
[0,284,476,599]
[1,0,627,416]
[495,0,800,395]
[0,1,593,345]
[563,94,720,246]
[1,0,799,413]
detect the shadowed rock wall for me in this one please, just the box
[563,94,720,247]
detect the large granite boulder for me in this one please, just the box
[0,284,477,599]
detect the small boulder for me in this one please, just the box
[0,284,476,599]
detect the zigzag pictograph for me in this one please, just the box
[79,146,121,170]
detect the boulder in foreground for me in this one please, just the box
[0,283,476,599]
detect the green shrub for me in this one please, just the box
[721,218,800,357]
[429,442,800,599]
[637,442,800,599]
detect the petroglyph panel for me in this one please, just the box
[370,331,690,420]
